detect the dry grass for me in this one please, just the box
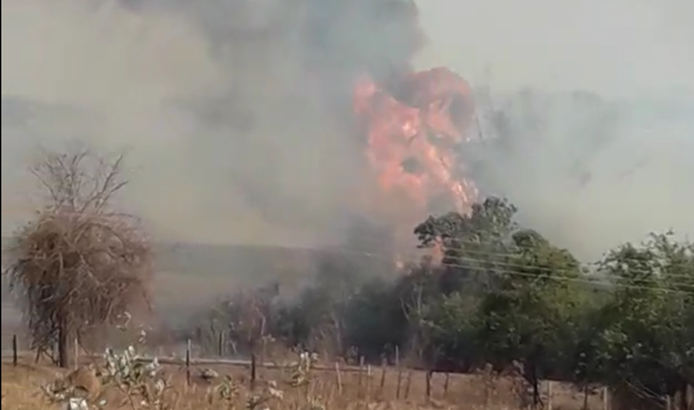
[1,358,601,410]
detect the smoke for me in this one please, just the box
[1,0,421,247]
[417,0,694,97]
[2,0,693,260]
[415,0,694,259]
[466,91,694,259]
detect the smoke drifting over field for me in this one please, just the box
[2,0,693,260]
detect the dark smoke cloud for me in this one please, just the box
[1,0,422,247]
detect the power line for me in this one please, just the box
[306,228,694,280]
[3,205,691,289]
[165,234,692,284]
[210,243,694,295]
[395,247,694,283]
[148,228,693,278]
[343,228,693,259]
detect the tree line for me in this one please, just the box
[192,198,693,409]
[3,148,692,409]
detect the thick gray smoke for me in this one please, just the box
[2,0,693,261]
[1,0,420,246]
[415,0,694,259]
[469,90,694,259]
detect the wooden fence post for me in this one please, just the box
[425,370,432,400]
[357,356,365,398]
[73,337,79,369]
[217,331,224,357]
[404,370,412,399]
[12,334,18,367]
[250,351,257,390]
[185,339,191,386]
[443,372,450,399]
[395,347,402,400]
[334,361,343,394]
[379,357,387,391]
[547,381,553,410]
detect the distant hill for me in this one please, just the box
[2,236,394,332]
[2,237,342,323]
[153,241,322,282]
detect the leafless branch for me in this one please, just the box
[4,147,152,367]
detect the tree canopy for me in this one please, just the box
[188,196,693,409]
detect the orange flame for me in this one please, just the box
[353,67,478,263]
[354,67,478,219]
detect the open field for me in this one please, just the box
[1,355,602,410]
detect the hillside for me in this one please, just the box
[2,239,332,327]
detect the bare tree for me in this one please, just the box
[225,283,280,354]
[4,147,153,368]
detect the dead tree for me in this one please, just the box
[3,147,153,368]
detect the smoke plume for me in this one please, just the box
[415,0,694,258]
[2,0,693,261]
[1,0,421,247]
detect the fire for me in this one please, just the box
[354,67,478,221]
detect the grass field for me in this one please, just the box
[1,356,602,410]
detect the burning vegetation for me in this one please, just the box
[340,1,478,256]
[354,67,478,216]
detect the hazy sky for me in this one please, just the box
[1,0,693,259]
[417,0,694,97]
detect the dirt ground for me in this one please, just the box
[1,357,601,410]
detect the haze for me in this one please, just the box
[2,0,693,261]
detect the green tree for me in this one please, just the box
[421,291,480,372]
[576,233,693,409]
[414,197,518,294]
[342,277,409,361]
[475,229,583,406]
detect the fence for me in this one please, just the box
[2,333,623,410]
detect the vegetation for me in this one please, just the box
[2,149,691,409]
[190,198,693,409]
[4,147,153,368]
[1,349,597,410]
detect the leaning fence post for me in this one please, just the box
[379,357,387,392]
[404,370,412,399]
